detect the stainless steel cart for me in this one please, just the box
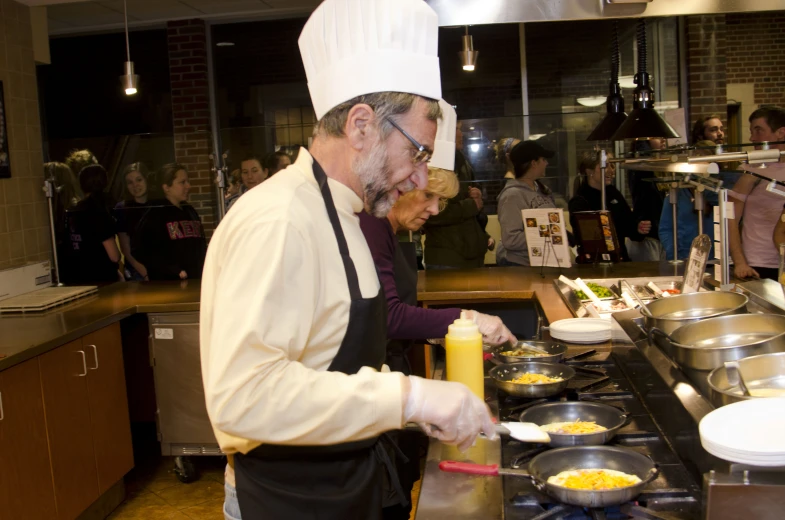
[149,312,222,482]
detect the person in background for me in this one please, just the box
[134,163,206,281]
[114,162,150,281]
[728,106,785,280]
[65,149,98,181]
[265,151,292,177]
[495,137,521,182]
[496,141,557,266]
[61,164,121,284]
[627,139,665,262]
[569,152,651,262]
[225,169,242,200]
[226,155,268,212]
[772,205,785,280]
[45,162,82,282]
[421,120,491,269]
[658,185,715,261]
[692,115,725,146]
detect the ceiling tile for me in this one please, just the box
[261,0,321,8]
[181,0,270,13]
[97,0,205,19]
[46,2,125,25]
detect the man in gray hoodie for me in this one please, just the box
[496,141,557,266]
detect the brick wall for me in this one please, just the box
[686,15,728,131]
[726,12,785,107]
[166,19,216,236]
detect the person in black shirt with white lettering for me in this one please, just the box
[133,163,207,281]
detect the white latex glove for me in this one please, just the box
[404,376,497,451]
[465,310,517,346]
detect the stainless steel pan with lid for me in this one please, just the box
[642,291,748,336]
[440,446,658,508]
[648,313,785,371]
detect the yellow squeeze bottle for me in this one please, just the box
[444,311,484,400]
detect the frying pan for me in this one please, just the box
[518,401,628,447]
[440,446,658,508]
[489,362,576,398]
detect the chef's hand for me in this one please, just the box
[464,310,517,346]
[637,220,652,235]
[734,263,759,279]
[179,270,188,280]
[468,187,483,211]
[487,237,495,251]
[404,376,496,451]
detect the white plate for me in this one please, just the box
[700,397,785,456]
[549,318,612,343]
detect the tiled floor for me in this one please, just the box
[109,457,227,520]
[111,455,422,520]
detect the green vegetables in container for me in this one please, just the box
[575,283,614,300]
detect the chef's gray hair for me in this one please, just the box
[315,92,442,139]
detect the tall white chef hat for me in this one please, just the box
[298,0,442,120]
[428,99,456,171]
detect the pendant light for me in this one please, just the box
[459,26,478,72]
[610,20,679,141]
[587,21,627,141]
[120,0,139,96]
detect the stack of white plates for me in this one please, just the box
[548,318,612,344]
[700,397,785,467]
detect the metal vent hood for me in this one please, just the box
[425,0,785,26]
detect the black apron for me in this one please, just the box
[234,159,391,520]
[381,238,423,519]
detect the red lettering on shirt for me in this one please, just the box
[167,220,202,240]
[167,222,185,239]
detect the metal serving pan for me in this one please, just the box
[649,313,785,371]
[642,291,748,336]
[708,351,785,407]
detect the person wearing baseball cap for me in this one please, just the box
[199,1,497,519]
[496,140,558,266]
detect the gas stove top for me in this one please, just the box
[497,348,702,520]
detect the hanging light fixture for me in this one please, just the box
[120,0,139,96]
[587,21,628,141]
[610,20,679,141]
[459,26,478,72]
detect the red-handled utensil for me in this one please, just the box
[439,460,530,477]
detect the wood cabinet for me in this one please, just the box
[39,323,134,520]
[84,322,134,494]
[0,359,58,520]
[40,339,101,520]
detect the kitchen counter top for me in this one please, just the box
[417,262,686,325]
[0,281,201,370]
[0,262,686,371]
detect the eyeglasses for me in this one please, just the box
[387,118,433,165]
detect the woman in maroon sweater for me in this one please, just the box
[359,166,516,361]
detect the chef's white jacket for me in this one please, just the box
[200,149,406,455]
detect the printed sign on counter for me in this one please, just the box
[521,208,571,268]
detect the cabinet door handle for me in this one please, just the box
[0,392,4,421]
[88,344,99,370]
[77,350,87,377]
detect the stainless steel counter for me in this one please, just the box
[414,365,504,520]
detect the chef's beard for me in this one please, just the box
[354,136,414,218]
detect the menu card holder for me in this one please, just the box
[572,210,622,264]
